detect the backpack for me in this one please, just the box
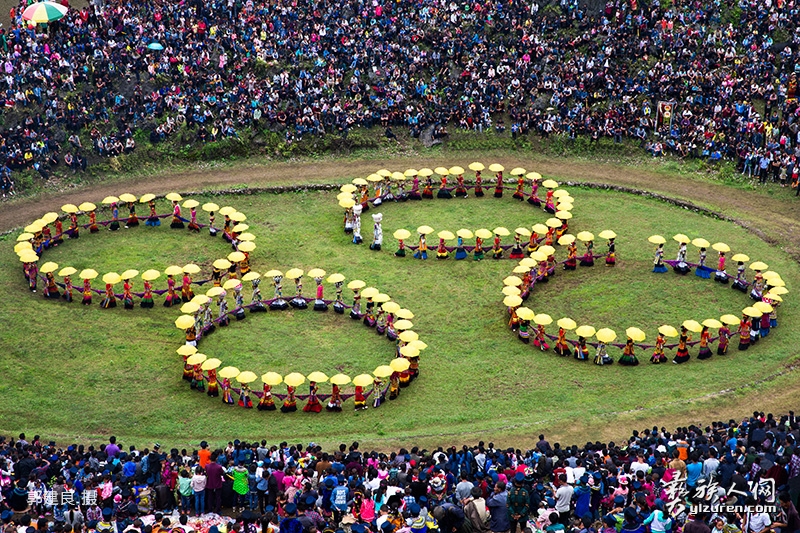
[137,488,153,514]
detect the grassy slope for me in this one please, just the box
[0,188,798,449]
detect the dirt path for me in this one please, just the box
[3,156,800,260]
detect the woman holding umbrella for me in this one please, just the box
[578,232,595,267]
[80,269,97,305]
[673,323,694,364]
[553,318,575,356]
[649,235,668,273]
[59,267,76,303]
[100,272,120,309]
[620,328,644,366]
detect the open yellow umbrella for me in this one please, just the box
[538,245,556,257]
[712,242,731,253]
[18,252,38,263]
[742,307,761,318]
[382,301,401,313]
[118,193,137,203]
[218,206,236,216]
[515,227,532,237]
[307,268,327,279]
[192,294,211,306]
[493,227,510,236]
[238,233,256,242]
[532,223,549,234]
[165,265,184,276]
[488,163,504,172]
[542,179,559,188]
[223,278,242,290]
[475,228,493,239]
[625,327,646,342]
[391,172,406,181]
[62,204,79,213]
[347,280,366,290]
[102,196,120,205]
[327,273,345,284]
[102,272,122,285]
[456,229,474,239]
[78,202,96,212]
[575,325,596,338]
[417,225,434,235]
[262,372,283,386]
[527,172,542,181]
[236,371,258,384]
[408,340,428,351]
[555,211,572,220]
[213,259,232,270]
[353,374,374,387]
[202,358,222,371]
[658,325,679,337]
[691,238,710,248]
[510,167,526,176]
[165,192,183,202]
[503,295,523,308]
[530,251,547,262]
[39,261,58,274]
[230,212,247,223]
[502,286,521,297]
[598,230,617,240]
[186,353,207,366]
[753,301,773,314]
[596,328,617,343]
[731,253,749,262]
[183,199,200,209]
[206,287,226,298]
[58,266,77,277]
[232,223,250,233]
[283,373,306,387]
[398,330,419,343]
[768,286,788,295]
[352,178,368,186]
[339,199,356,209]
[534,313,553,326]
[393,229,412,240]
[449,166,465,175]
[577,231,594,242]
[139,194,155,203]
[373,366,394,378]
[437,230,455,241]
[177,345,197,356]
[361,287,379,298]
[762,271,781,281]
[513,265,530,274]
[79,269,98,280]
[307,371,329,383]
[218,366,240,379]
[720,314,740,326]
[340,184,357,194]
[519,257,537,268]
[180,302,200,314]
[396,309,414,319]
[121,269,139,280]
[202,202,220,212]
[228,251,246,263]
[390,358,411,372]
[682,320,702,333]
[503,276,523,287]
[374,293,391,303]
[366,174,382,182]
[673,233,690,243]
[434,167,450,176]
[418,168,434,177]
[749,261,768,271]
[330,374,351,386]
[394,319,414,330]
[14,242,32,253]
[141,269,161,281]
[42,212,59,224]
[468,162,485,172]
[557,317,577,330]
[558,234,575,246]
[175,315,195,329]
[399,345,420,358]
[648,235,666,245]
[182,264,202,275]
[702,318,723,329]
[16,233,33,242]
[516,307,535,321]
[764,293,783,302]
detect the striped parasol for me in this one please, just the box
[23,1,67,23]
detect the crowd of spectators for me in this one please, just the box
[2,0,800,191]
[3,410,800,533]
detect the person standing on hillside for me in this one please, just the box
[205,453,226,514]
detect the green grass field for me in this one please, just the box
[0,187,797,449]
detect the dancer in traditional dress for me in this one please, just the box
[109,204,120,231]
[437,173,452,199]
[125,201,139,228]
[544,226,555,247]
[673,327,691,364]
[369,213,383,251]
[43,272,60,299]
[222,213,232,242]
[88,209,99,233]
[409,176,422,200]
[302,381,323,412]
[579,239,594,267]
[527,176,541,206]
[732,261,748,292]
[372,377,385,408]
[556,220,568,241]
[593,341,612,365]
[203,300,215,335]
[543,188,556,214]
[191,365,205,392]
[653,243,668,273]
[474,234,484,261]
[182,354,194,381]
[332,279,345,314]
[574,336,590,361]
[553,328,570,356]
[257,383,275,410]
[290,274,307,309]
[750,270,765,301]
[146,199,160,226]
[206,369,219,397]
[492,232,503,260]
[188,206,200,232]
[517,318,530,343]
[376,306,387,335]
[100,282,117,309]
[695,247,711,278]
[246,276,264,312]
[326,384,343,411]
[313,275,327,311]
[606,238,616,266]
[170,201,184,228]
[750,313,760,345]
[181,273,194,302]
[386,310,397,340]
[388,372,401,400]
[363,296,377,327]
[714,251,729,283]
[717,324,730,355]
[352,204,363,245]
[697,326,712,359]
[436,236,448,259]
[164,274,179,307]
[343,205,354,234]
[454,173,467,198]
[474,171,484,197]
[270,274,288,310]
[349,286,362,319]
[359,184,370,211]
[421,176,434,199]
[233,284,246,320]
[564,241,577,270]
[68,212,80,238]
[81,277,92,305]
[413,232,428,259]
[238,383,253,408]
[512,176,525,200]
[62,273,73,302]
[533,324,549,351]
[494,171,503,198]
[122,277,134,309]
[53,218,64,245]
[455,235,468,260]
[281,385,297,412]
[354,385,367,410]
[528,229,540,255]
[738,315,751,350]
[217,291,230,327]
[651,333,667,364]
[509,232,525,259]
[221,378,235,405]
[619,338,639,366]
[674,241,691,274]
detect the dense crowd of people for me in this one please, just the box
[3,410,800,533]
[3,0,800,192]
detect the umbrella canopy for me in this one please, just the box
[673,233,690,243]
[382,301,401,313]
[262,372,283,386]
[731,253,750,262]
[119,193,137,203]
[515,227,532,237]
[361,287,379,298]
[206,287,226,298]
[626,327,646,342]
[493,227,510,236]
[468,162,485,171]
[530,251,547,262]
[515,307,534,321]
[437,230,455,240]
[534,313,553,326]
[40,261,58,274]
[327,273,345,284]
[307,268,327,279]
[513,265,530,274]
[538,245,556,257]
[418,168,434,177]
[519,257,537,268]
[542,179,559,188]
[192,294,210,305]
[352,178,368,186]
[396,309,414,319]
[58,266,77,277]
[394,319,414,330]
[183,264,202,275]
[139,194,156,203]
[16,233,33,242]
[78,202,96,212]
[232,223,249,232]
[62,204,79,213]
[503,295,523,308]
[753,301,773,314]
[596,328,617,343]
[763,271,781,281]
[283,373,305,387]
[213,259,232,270]
[366,174,382,182]
[223,278,242,290]
[285,268,304,280]
[102,272,122,285]
[598,230,617,240]
[475,228,493,239]
[102,196,120,205]
[23,1,67,23]
[393,229,411,240]
[456,229,474,239]
[347,280,366,290]
[373,365,394,378]
[488,163,505,172]
[175,315,195,329]
[340,184,357,193]
[577,231,594,242]
[502,286,521,297]
[121,269,139,280]
[503,276,523,287]
[180,302,200,314]
[702,318,723,329]
[164,265,184,276]
[449,166,465,175]
[147,42,164,50]
[329,374,351,386]
[398,330,419,343]
[749,261,768,271]
[691,238,710,248]
[408,340,428,351]
[555,211,572,220]
[575,325,596,338]
[682,320,702,333]
[79,269,98,280]
[202,202,220,212]
[648,235,666,245]
[183,199,200,209]
[434,167,450,176]
[177,345,197,356]
[712,242,731,253]
[14,242,32,253]
[202,358,222,371]
[658,325,679,337]
[742,307,761,318]
[141,269,161,281]
[769,286,788,295]
[165,193,183,202]
[720,314,740,326]
[236,371,258,384]
[18,252,38,263]
[218,366,241,379]
[510,167,526,176]
[417,225,434,235]
[390,358,411,372]
[218,206,236,216]
[557,317,577,330]
[186,353,207,366]
[228,251,246,263]
[558,235,575,246]
[339,199,355,209]
[41,212,59,224]
[353,374,374,387]
[307,371,329,383]
[532,223,549,234]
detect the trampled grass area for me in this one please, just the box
[0,187,797,449]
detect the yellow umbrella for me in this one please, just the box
[307,268,326,279]
[231,223,249,232]
[186,353,207,366]
[164,265,183,276]
[763,271,781,281]
[307,371,329,383]
[527,172,542,181]
[648,235,666,245]
[625,327,646,342]
[398,330,419,343]
[510,167,526,176]
[399,345,420,358]
[218,366,241,379]
[393,229,412,240]
[206,287,226,298]
[58,266,77,277]
[330,374,351,386]
[513,265,530,274]
[394,319,414,330]
[417,225,434,235]
[503,295,523,308]
[764,293,783,302]
[408,340,428,351]
[377,169,392,177]
[352,178,368,186]
[516,307,535,321]
[327,273,345,284]
[182,264,201,275]
[283,373,306,387]
[41,212,59,224]
[449,166,465,175]
[340,184,357,193]
[361,287,379,298]
[366,174,382,182]
[673,233,689,243]
[390,358,411,373]
[530,251,547,262]
[475,228,493,239]
[770,279,786,288]
[502,286,522,297]
[534,313,553,326]
[14,242,32,253]
[16,233,33,241]
[177,345,197,356]
[141,269,161,281]
[165,192,183,202]
[202,358,222,371]
[403,169,419,177]
[542,179,559,188]
[557,317,577,330]
[262,372,283,386]
[223,278,242,290]
[434,167,450,176]
[753,301,773,314]
[731,253,750,262]
[515,227,532,237]
[373,365,394,378]
[61,204,79,213]
[417,168,434,177]
[532,223,549,234]
[558,235,575,246]
[712,242,731,253]
[18,252,38,263]
[552,190,570,198]
[23,224,42,234]
[339,199,356,209]
[139,194,155,203]
[488,163,505,172]
[519,257,537,268]
[437,230,455,241]
[546,218,563,229]
[175,315,195,329]
[468,162,485,172]
[228,251,246,263]
[382,301,401,313]
[538,245,556,257]
[102,196,120,205]
[749,261,768,271]
[213,259,232,270]
[493,227,510,236]
[597,230,616,240]
[456,229,474,239]
[121,269,139,280]
[503,276,523,287]
[79,269,98,280]
[374,293,391,303]
[555,211,572,220]
[347,280,366,290]
[353,374,374,387]
[218,206,236,216]
[720,314,740,326]
[183,199,200,209]
[577,231,594,242]
[285,268,304,280]
[742,307,761,318]
[115,193,136,203]
[658,325,679,338]
[769,286,788,294]
[238,233,256,242]
[396,309,414,319]
[596,328,617,343]
[230,212,247,223]
[575,325,596,338]
[391,172,406,181]
[78,202,96,212]
[202,202,220,212]
[702,319,723,329]
[181,302,200,314]
[102,272,122,285]
[39,261,58,274]
[192,295,211,305]
[691,238,710,248]
[682,320,702,333]
[237,371,258,384]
